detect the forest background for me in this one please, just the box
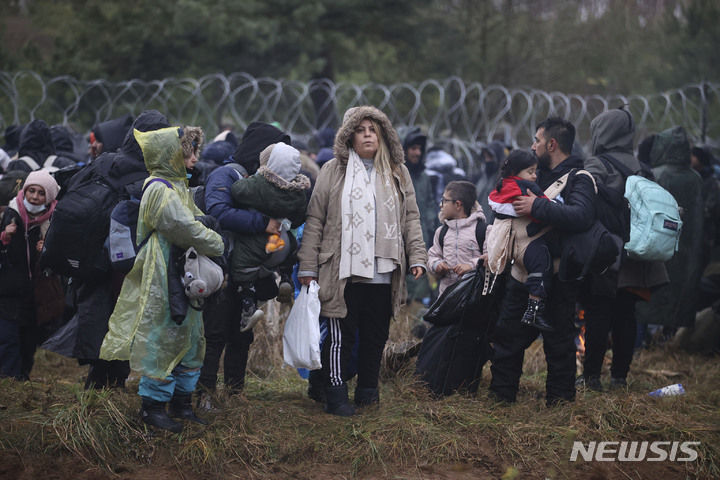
[2,0,718,100]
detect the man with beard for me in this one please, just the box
[489,116,596,406]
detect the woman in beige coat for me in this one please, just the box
[298,106,427,416]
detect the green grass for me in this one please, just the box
[1,305,719,479]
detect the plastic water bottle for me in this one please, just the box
[648,383,686,397]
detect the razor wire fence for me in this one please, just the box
[1,71,718,177]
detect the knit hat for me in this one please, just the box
[23,169,60,204]
[260,142,301,182]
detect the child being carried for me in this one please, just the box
[230,142,311,331]
[487,149,558,331]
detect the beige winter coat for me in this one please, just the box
[298,106,428,319]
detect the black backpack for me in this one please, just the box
[40,156,147,280]
[594,153,633,243]
[557,169,621,281]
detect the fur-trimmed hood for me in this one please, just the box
[255,165,311,192]
[181,126,205,160]
[333,106,404,167]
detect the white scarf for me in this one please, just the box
[340,149,401,280]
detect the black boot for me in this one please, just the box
[307,369,325,403]
[276,271,294,304]
[324,384,355,417]
[168,393,208,425]
[354,387,380,407]
[521,298,553,331]
[139,399,183,433]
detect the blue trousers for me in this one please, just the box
[138,364,201,402]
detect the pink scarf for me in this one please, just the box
[2,190,57,279]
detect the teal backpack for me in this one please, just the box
[623,175,682,262]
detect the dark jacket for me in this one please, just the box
[584,108,668,295]
[93,114,134,154]
[2,124,26,158]
[50,125,82,164]
[533,155,596,234]
[636,126,704,328]
[6,120,76,172]
[0,198,54,325]
[41,110,171,360]
[205,122,290,235]
[401,126,438,248]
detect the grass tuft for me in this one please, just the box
[0,301,718,478]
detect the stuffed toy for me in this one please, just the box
[181,247,224,299]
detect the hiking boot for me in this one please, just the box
[239,294,264,332]
[324,384,355,417]
[609,377,628,391]
[276,273,294,304]
[139,399,183,433]
[168,393,208,425]
[521,297,553,331]
[575,375,603,392]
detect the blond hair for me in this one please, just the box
[370,119,404,188]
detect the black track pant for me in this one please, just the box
[322,282,392,390]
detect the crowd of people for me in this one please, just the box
[0,104,718,431]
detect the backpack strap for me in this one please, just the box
[597,153,635,179]
[137,178,174,249]
[43,155,58,169]
[17,156,41,171]
[226,162,247,181]
[142,177,173,194]
[438,224,449,249]
[439,220,487,250]
[475,220,488,247]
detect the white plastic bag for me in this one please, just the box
[282,280,322,370]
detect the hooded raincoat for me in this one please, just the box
[584,108,668,296]
[636,126,704,328]
[100,127,224,379]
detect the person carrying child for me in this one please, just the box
[486,149,556,331]
[427,180,486,296]
[229,142,311,331]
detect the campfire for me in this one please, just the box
[575,308,585,371]
[576,325,586,361]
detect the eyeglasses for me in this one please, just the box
[439,197,454,206]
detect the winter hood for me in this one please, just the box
[18,119,55,164]
[108,110,171,180]
[590,107,635,156]
[333,106,404,167]
[93,114,134,153]
[650,126,691,168]
[229,122,291,175]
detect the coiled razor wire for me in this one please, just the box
[1,71,718,178]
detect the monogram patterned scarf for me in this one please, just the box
[339,149,401,280]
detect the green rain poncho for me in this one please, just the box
[100,127,224,380]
